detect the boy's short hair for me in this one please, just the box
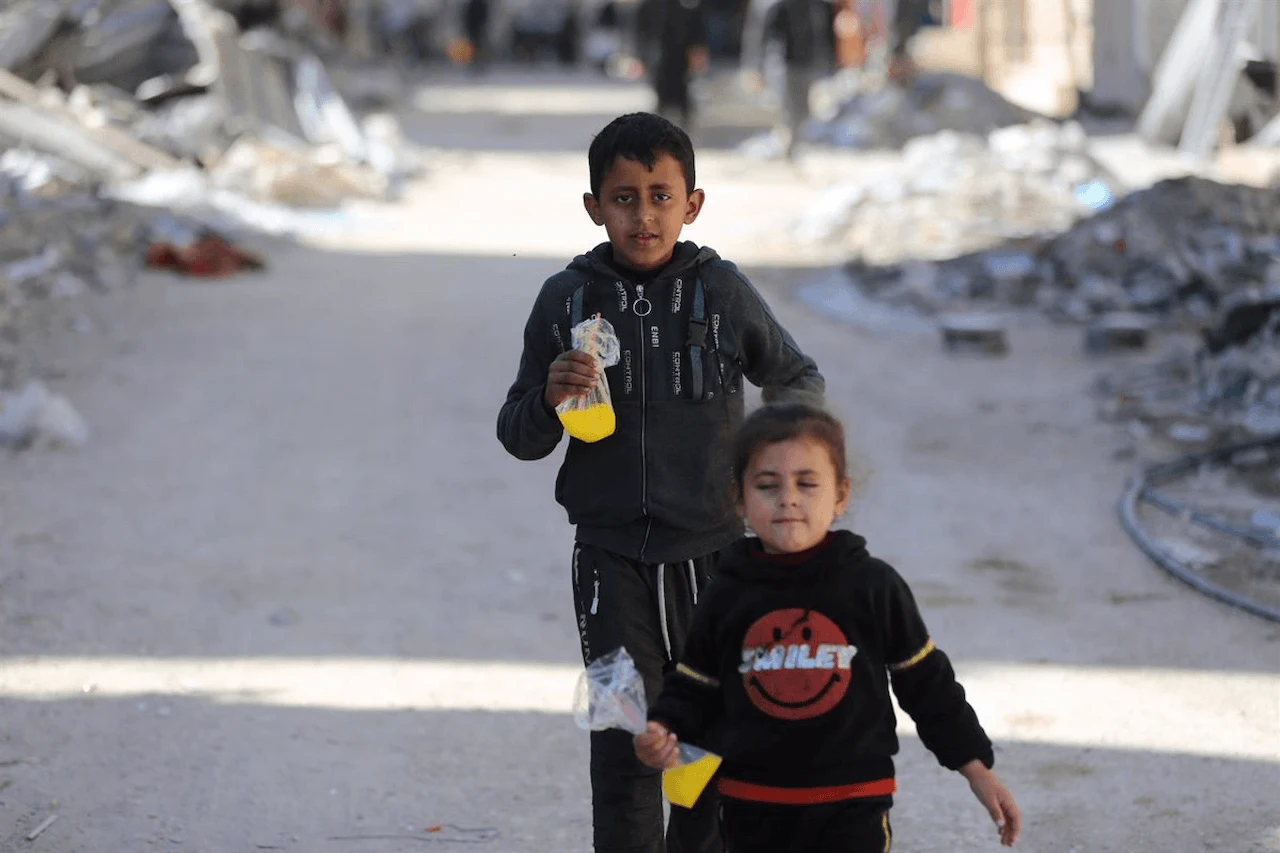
[588,113,696,198]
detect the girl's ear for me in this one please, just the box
[835,477,853,517]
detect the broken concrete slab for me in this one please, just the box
[1084,313,1153,355]
[939,313,1009,356]
[0,67,183,174]
[0,99,141,180]
[208,137,387,207]
[0,0,65,73]
[0,380,89,448]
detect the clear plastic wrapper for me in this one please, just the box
[573,647,723,808]
[573,646,649,734]
[557,314,620,443]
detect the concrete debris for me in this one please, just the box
[1083,313,1152,356]
[834,167,1280,324]
[0,381,89,449]
[25,813,59,842]
[805,119,1106,267]
[209,138,388,208]
[0,0,420,198]
[1043,178,1280,324]
[0,169,157,388]
[0,0,422,445]
[938,313,1008,357]
[1093,300,1280,447]
[807,73,1040,152]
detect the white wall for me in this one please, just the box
[1092,0,1280,113]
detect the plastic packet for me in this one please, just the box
[573,646,649,734]
[572,647,723,808]
[557,315,620,443]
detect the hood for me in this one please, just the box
[717,530,869,588]
[567,241,720,281]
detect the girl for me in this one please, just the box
[634,402,1021,852]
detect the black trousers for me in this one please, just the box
[720,799,892,853]
[572,543,723,853]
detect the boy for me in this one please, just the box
[496,112,823,853]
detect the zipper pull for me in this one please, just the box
[633,284,652,317]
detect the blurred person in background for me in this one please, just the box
[887,0,929,85]
[759,0,835,159]
[636,0,710,130]
[463,0,491,71]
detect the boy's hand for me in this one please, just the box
[960,760,1021,847]
[634,721,680,770]
[545,351,599,409]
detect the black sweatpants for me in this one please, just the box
[720,798,892,853]
[572,542,723,853]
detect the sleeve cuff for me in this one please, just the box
[646,711,678,733]
[945,745,995,772]
[532,386,562,432]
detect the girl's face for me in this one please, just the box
[737,436,851,554]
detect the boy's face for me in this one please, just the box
[583,153,705,273]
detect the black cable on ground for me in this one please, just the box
[1118,434,1280,623]
[1142,488,1280,549]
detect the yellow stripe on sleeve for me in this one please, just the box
[676,663,720,688]
[888,638,936,672]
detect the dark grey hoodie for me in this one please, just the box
[497,241,824,563]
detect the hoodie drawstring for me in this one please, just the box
[657,563,673,660]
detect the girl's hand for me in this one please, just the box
[960,760,1021,847]
[633,721,680,770]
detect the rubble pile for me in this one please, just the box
[800,119,1105,262]
[806,72,1038,151]
[815,130,1280,322]
[0,0,421,209]
[1093,301,1280,448]
[0,162,147,377]
[1038,179,1280,322]
[0,161,157,446]
[0,0,423,446]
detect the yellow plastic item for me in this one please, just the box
[662,753,722,808]
[558,402,616,443]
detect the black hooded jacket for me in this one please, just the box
[648,531,994,798]
[496,242,823,563]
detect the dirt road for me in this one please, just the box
[0,70,1276,853]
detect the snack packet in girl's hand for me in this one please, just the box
[573,647,722,808]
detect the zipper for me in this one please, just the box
[635,281,653,558]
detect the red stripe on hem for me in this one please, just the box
[716,777,896,804]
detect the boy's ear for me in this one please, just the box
[684,188,706,225]
[583,192,605,226]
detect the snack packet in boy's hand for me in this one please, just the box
[557,315,620,443]
[573,647,723,808]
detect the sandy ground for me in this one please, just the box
[0,70,1277,853]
